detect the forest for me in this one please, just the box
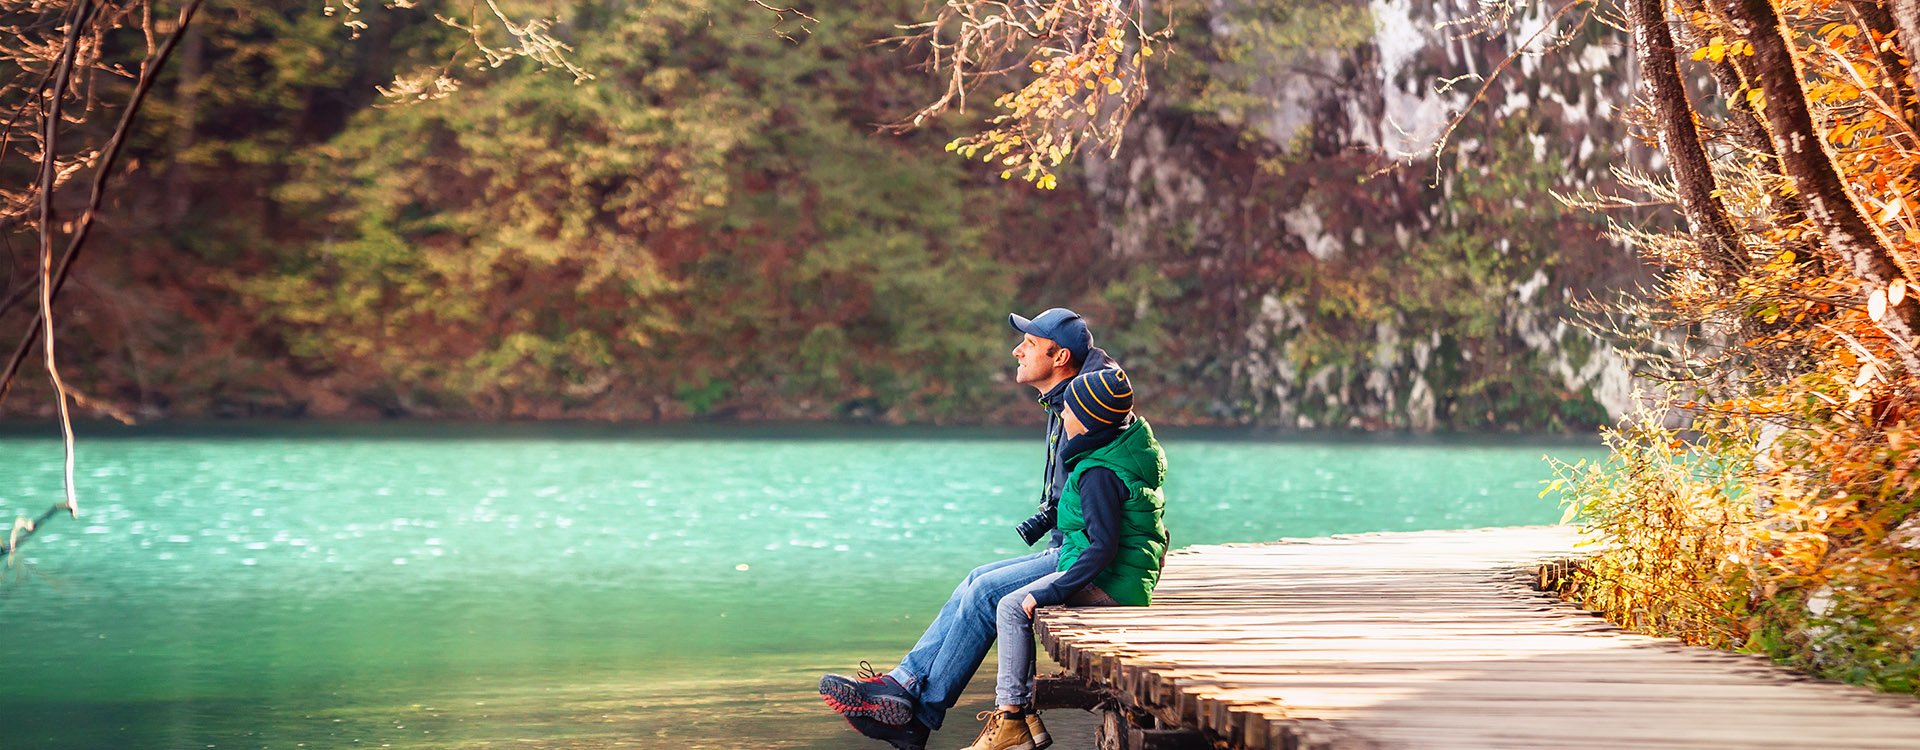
[0,0,1645,430]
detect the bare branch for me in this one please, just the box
[0,0,206,410]
[747,0,817,42]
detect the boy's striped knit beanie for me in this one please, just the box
[1066,368,1133,428]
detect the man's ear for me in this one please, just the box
[1053,347,1073,369]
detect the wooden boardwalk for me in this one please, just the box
[1033,526,1920,750]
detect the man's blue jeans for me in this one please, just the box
[887,548,1058,730]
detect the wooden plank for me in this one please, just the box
[1035,526,1920,750]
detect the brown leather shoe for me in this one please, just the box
[963,709,1036,750]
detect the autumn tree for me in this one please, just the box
[1553,0,1920,691]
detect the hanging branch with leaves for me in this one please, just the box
[886,0,1169,190]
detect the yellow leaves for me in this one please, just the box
[1806,81,1860,105]
[1819,22,1860,41]
[1836,345,1859,371]
[1761,249,1798,279]
[1690,36,1753,63]
[1745,88,1766,112]
[924,5,1169,193]
[1828,120,1874,146]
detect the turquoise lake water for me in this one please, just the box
[0,426,1602,749]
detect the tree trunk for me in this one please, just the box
[1669,0,1817,258]
[1720,0,1920,372]
[1671,0,1774,154]
[1845,0,1914,131]
[1891,0,1920,113]
[1628,0,1746,278]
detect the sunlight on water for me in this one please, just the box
[0,428,1601,748]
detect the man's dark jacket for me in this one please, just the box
[1021,347,1119,548]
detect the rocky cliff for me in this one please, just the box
[1062,0,1654,430]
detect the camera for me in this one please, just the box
[1015,506,1056,546]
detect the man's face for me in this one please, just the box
[1012,333,1066,387]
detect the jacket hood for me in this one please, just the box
[1079,417,1165,490]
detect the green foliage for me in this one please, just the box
[233,0,1012,419]
[1171,0,1375,126]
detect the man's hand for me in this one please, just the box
[1022,594,1038,618]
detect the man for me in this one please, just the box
[968,366,1168,750]
[818,307,1118,750]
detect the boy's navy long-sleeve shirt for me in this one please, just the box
[1030,425,1129,606]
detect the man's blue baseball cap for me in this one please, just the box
[1009,307,1092,364]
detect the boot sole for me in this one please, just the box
[844,717,928,750]
[818,676,914,726]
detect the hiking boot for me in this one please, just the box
[963,709,1036,750]
[819,672,915,726]
[845,715,931,750]
[1025,711,1052,750]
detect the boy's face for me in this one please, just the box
[1062,407,1088,439]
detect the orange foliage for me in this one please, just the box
[1557,0,1920,692]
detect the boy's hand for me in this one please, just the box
[1022,594,1038,617]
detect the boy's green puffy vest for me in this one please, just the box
[1057,417,1169,606]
